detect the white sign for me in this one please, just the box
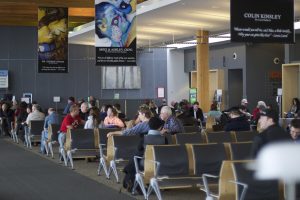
[53,96,61,102]
[157,87,165,98]
[277,88,282,96]
[0,70,8,88]
[23,93,32,104]
[21,97,30,104]
[217,89,222,96]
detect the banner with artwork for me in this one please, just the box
[38,7,68,73]
[95,0,136,66]
[231,0,294,43]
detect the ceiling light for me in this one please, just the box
[166,33,231,49]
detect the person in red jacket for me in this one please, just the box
[58,105,83,150]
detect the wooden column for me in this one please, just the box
[196,30,210,112]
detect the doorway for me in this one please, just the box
[228,69,243,108]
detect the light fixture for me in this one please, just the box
[166,33,231,49]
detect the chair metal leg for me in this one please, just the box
[98,157,109,178]
[48,143,54,158]
[67,150,74,169]
[14,131,19,144]
[149,178,162,200]
[146,184,153,200]
[28,135,32,149]
[109,160,119,183]
[132,173,147,199]
[44,141,49,156]
[24,133,29,147]
[11,130,15,142]
[60,148,67,166]
[132,179,138,194]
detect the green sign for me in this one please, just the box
[189,88,197,104]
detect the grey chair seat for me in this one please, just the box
[71,150,99,158]
[156,177,202,188]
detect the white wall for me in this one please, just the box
[167,49,189,105]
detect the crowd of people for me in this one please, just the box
[1,96,300,195]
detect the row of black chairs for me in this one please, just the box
[10,124,279,200]
[134,143,281,200]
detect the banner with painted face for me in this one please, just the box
[38,7,68,73]
[95,0,136,66]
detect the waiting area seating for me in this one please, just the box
[104,135,140,182]
[25,120,44,149]
[224,142,253,160]
[45,123,61,158]
[183,125,201,133]
[174,133,204,144]
[204,130,257,144]
[133,143,228,200]
[97,128,121,177]
[65,128,99,169]
[202,160,283,200]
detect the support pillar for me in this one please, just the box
[196,30,210,112]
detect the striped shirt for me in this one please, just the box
[122,121,150,136]
[164,116,185,134]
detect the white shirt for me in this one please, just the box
[26,111,45,125]
[84,116,94,129]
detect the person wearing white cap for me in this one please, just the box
[240,98,251,118]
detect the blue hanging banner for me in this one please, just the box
[231,0,294,43]
[38,7,68,73]
[95,0,137,66]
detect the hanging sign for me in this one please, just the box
[38,7,68,73]
[231,0,294,43]
[95,0,137,66]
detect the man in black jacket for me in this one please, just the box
[224,107,250,132]
[189,101,204,126]
[250,109,292,158]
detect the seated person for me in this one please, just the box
[160,106,185,135]
[79,102,89,121]
[147,117,165,135]
[250,109,291,158]
[103,107,125,128]
[63,96,75,115]
[207,103,222,122]
[113,103,126,120]
[107,105,152,137]
[240,98,251,118]
[224,107,250,132]
[177,107,197,126]
[0,102,14,136]
[40,108,60,153]
[252,101,267,123]
[289,118,300,143]
[58,105,84,151]
[84,107,100,129]
[285,97,300,118]
[122,116,166,192]
[189,101,204,126]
